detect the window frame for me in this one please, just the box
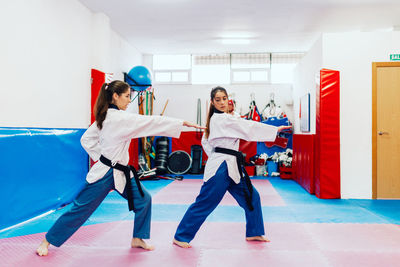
[231,68,270,84]
[153,69,191,85]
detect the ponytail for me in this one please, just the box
[94,80,130,129]
[204,104,214,139]
[204,86,228,139]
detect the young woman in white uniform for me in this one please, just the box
[173,86,290,248]
[37,80,203,256]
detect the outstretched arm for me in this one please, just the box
[183,121,206,130]
[115,113,205,141]
[209,113,279,142]
[277,125,292,133]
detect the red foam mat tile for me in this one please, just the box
[152,179,286,206]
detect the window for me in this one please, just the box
[191,54,230,84]
[231,53,270,69]
[270,53,304,84]
[153,55,191,84]
[231,53,270,83]
[154,72,171,83]
[152,53,304,85]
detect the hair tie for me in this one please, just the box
[105,83,109,90]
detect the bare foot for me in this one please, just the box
[246,236,270,242]
[131,238,154,250]
[172,238,191,248]
[36,239,50,256]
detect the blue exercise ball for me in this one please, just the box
[126,66,152,91]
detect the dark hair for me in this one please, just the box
[204,86,228,139]
[94,80,130,129]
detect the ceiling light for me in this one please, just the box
[220,39,251,45]
[220,31,257,38]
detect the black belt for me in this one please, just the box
[214,147,254,211]
[99,155,144,211]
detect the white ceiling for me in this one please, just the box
[79,0,400,54]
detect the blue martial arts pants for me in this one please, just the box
[46,168,151,247]
[174,161,265,243]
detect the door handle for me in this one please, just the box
[378,131,389,135]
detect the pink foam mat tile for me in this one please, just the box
[0,244,201,267]
[0,221,202,267]
[7,221,400,267]
[0,231,43,245]
[197,249,331,267]
[304,223,400,252]
[323,251,400,267]
[152,179,286,206]
[193,222,319,251]
[0,244,87,267]
[0,221,322,267]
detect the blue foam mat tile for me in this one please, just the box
[152,205,296,223]
[151,204,192,221]
[349,199,400,224]
[289,204,389,224]
[0,207,68,239]
[86,202,131,224]
[141,179,174,195]
[151,204,250,222]
[262,207,298,223]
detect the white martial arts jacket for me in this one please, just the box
[202,112,278,184]
[81,108,184,193]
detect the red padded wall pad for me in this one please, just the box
[171,131,208,163]
[171,132,257,167]
[91,69,105,123]
[315,69,340,198]
[239,140,257,163]
[293,134,315,194]
[90,69,106,166]
[128,138,139,168]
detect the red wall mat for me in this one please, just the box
[171,132,258,168]
[315,69,341,198]
[239,139,257,163]
[128,138,139,168]
[89,69,105,167]
[91,69,105,123]
[171,131,208,164]
[293,134,315,194]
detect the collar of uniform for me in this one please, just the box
[109,104,119,110]
[213,107,224,114]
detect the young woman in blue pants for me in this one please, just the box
[173,86,290,248]
[37,80,203,256]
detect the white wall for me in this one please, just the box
[293,31,400,199]
[109,29,142,81]
[322,31,400,199]
[0,0,142,129]
[149,84,294,126]
[293,36,323,134]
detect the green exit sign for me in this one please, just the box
[390,54,400,61]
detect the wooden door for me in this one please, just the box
[373,62,400,198]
